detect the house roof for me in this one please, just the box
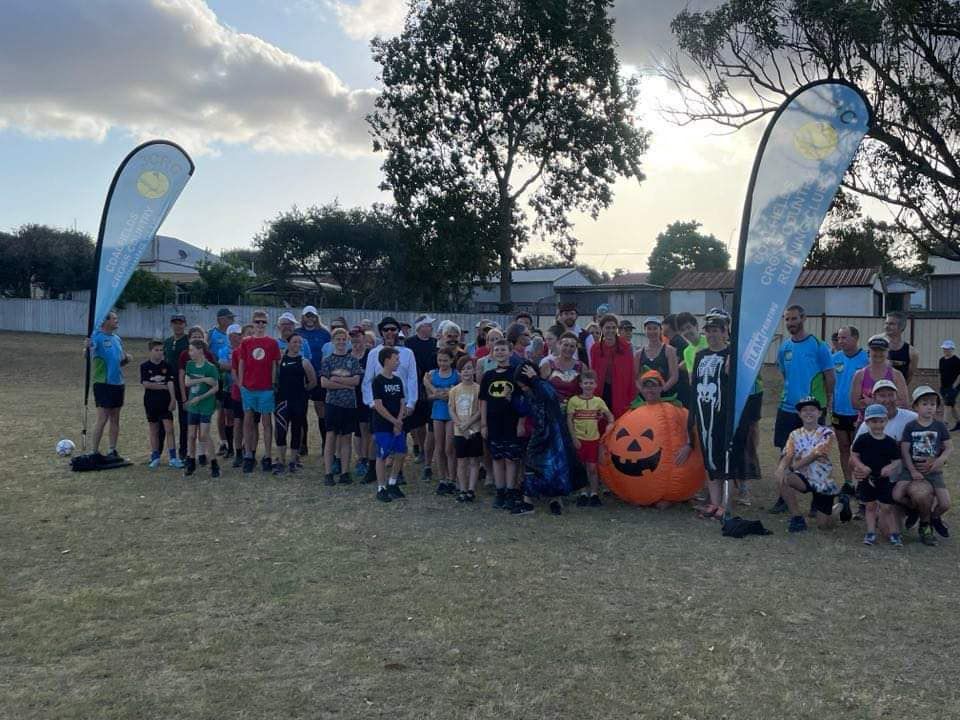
[139,235,220,274]
[666,267,880,291]
[482,267,589,285]
[606,272,651,286]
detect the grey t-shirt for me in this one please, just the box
[902,419,950,460]
[321,352,362,408]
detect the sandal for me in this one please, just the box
[697,504,724,520]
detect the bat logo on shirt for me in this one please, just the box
[487,380,513,398]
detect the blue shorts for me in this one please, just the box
[187,412,212,425]
[241,388,275,414]
[374,431,407,459]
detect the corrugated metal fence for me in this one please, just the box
[2,299,957,369]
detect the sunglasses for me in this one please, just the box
[382,327,399,332]
[253,320,268,325]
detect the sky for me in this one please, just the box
[0,0,760,275]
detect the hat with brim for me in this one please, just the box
[872,379,897,394]
[864,404,887,420]
[278,312,297,324]
[619,320,635,330]
[795,396,822,412]
[227,323,242,335]
[640,369,664,386]
[867,335,890,350]
[942,340,956,350]
[643,316,661,328]
[170,313,186,322]
[378,316,400,333]
[911,385,941,406]
[302,305,319,317]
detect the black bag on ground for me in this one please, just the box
[721,516,773,538]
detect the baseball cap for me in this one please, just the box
[302,305,319,317]
[867,335,889,350]
[415,315,436,330]
[795,396,822,412]
[596,303,610,315]
[226,323,242,335]
[872,379,897,393]
[476,318,493,329]
[639,369,663,385]
[942,340,956,350]
[911,385,941,405]
[348,325,364,336]
[378,316,400,332]
[643,316,661,327]
[864,403,887,420]
[216,307,234,319]
[619,319,635,329]
[278,311,297,324]
[170,313,186,322]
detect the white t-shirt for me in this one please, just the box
[854,408,918,443]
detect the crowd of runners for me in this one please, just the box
[85,302,959,544]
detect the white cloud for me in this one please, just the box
[0,0,377,155]
[331,0,406,41]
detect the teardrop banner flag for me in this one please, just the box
[727,81,872,445]
[82,140,194,445]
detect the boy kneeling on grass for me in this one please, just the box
[850,403,903,546]
[183,339,221,478]
[895,386,953,546]
[140,339,183,469]
[372,347,407,503]
[775,396,846,532]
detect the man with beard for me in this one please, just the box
[556,302,589,364]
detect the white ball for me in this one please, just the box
[56,439,76,457]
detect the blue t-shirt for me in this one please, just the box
[777,334,833,412]
[430,369,460,421]
[278,335,312,362]
[217,343,234,390]
[832,348,868,417]
[320,340,336,359]
[295,326,329,369]
[207,327,230,360]
[90,330,125,385]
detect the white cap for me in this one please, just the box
[414,315,437,331]
[872,379,897,393]
[302,305,319,317]
[278,312,297,324]
[226,323,242,335]
[942,340,956,350]
[911,385,941,404]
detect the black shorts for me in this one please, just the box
[487,438,522,461]
[404,398,432,431]
[326,404,357,436]
[144,403,172,423]
[93,383,124,409]
[454,434,483,459]
[796,474,837,515]
[309,386,325,402]
[941,386,958,407]
[857,477,895,505]
[832,413,858,432]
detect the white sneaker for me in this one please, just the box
[148,457,161,469]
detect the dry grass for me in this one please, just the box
[1,331,959,719]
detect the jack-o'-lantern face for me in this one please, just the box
[609,426,661,476]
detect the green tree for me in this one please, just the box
[220,248,263,275]
[369,0,649,310]
[117,269,176,307]
[0,224,95,298]
[647,221,730,285]
[661,0,960,260]
[191,261,252,305]
[519,252,610,284]
[807,218,930,279]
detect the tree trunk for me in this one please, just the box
[496,198,514,312]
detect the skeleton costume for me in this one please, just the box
[693,345,729,479]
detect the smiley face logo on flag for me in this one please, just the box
[136,170,170,199]
[793,121,839,161]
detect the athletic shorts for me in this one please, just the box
[897,467,946,489]
[188,412,212,425]
[796,473,838,515]
[831,413,858,432]
[93,383,124,409]
[241,387,275,414]
[225,397,243,416]
[576,438,600,464]
[374,431,407,459]
[216,389,230,403]
[326,404,357,436]
[144,404,173,423]
[454,434,483,459]
[773,409,803,450]
[857,477,896,505]
[354,405,371,434]
[486,438,522,461]
[309,386,325,402]
[405,398,432,431]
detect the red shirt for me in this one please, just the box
[230,346,243,401]
[239,336,281,390]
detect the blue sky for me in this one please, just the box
[0,0,755,273]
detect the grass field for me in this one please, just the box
[2,331,959,719]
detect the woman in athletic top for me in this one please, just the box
[850,335,909,416]
[275,334,317,474]
[634,317,679,404]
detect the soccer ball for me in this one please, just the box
[56,439,76,457]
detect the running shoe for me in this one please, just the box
[838,493,852,523]
[863,532,876,546]
[198,454,208,467]
[288,462,298,474]
[338,473,353,485]
[492,490,506,509]
[272,462,285,476]
[210,459,220,478]
[324,473,336,486]
[919,525,938,546]
[456,491,467,503]
[576,494,589,507]
[788,516,808,533]
[888,533,904,547]
[770,497,789,514]
[242,457,255,474]
[465,490,476,503]
[217,443,228,458]
[231,452,243,469]
[376,487,392,503]
[511,501,535,515]
[422,467,433,481]
[184,458,196,477]
[932,515,950,538]
[549,500,563,516]
[387,484,405,499]
[261,457,272,473]
[905,509,919,530]
[148,456,161,469]
[588,494,602,507]
[169,457,185,469]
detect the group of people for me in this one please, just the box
[85,302,957,537]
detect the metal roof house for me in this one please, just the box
[138,235,221,283]
[558,272,666,317]
[469,267,593,313]
[666,267,885,316]
[927,257,960,311]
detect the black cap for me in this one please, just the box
[795,396,822,412]
[377,316,400,333]
[216,308,234,319]
[170,313,186,322]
